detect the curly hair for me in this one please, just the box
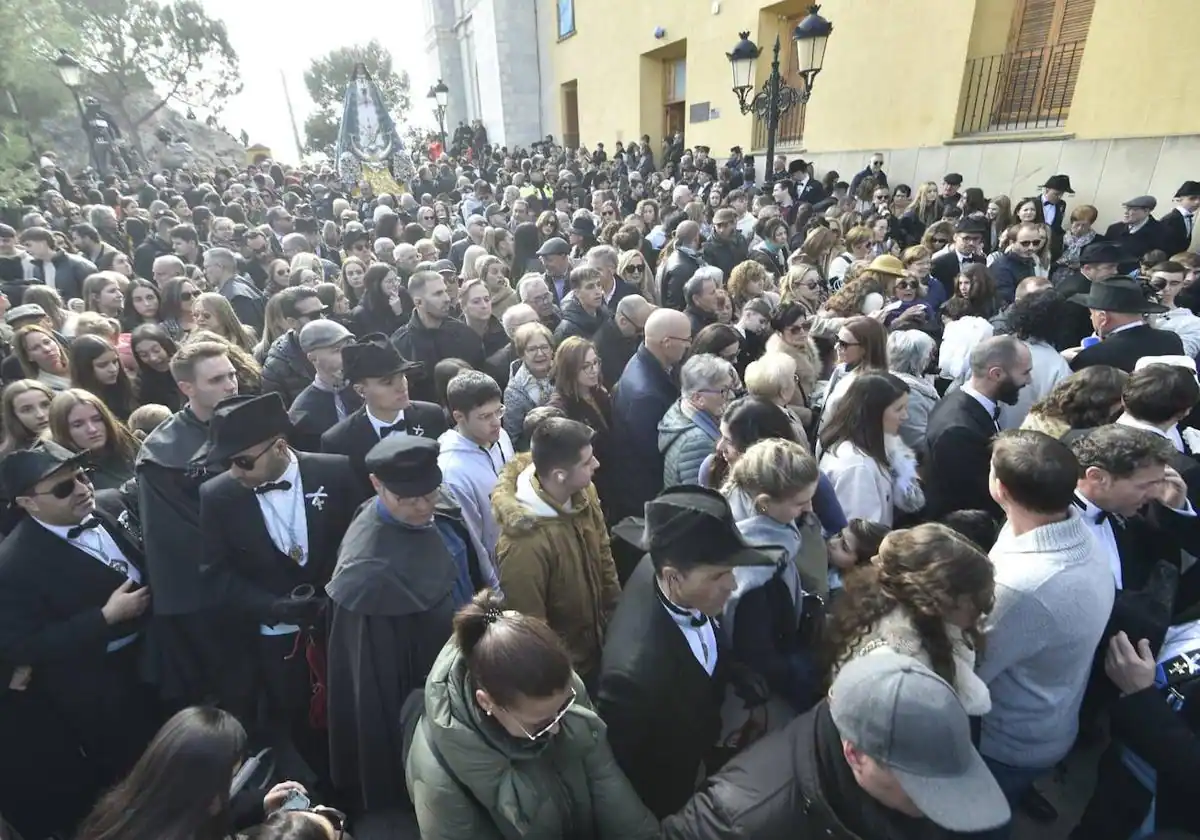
[727,260,771,311]
[1005,288,1065,343]
[823,267,882,316]
[1030,366,1128,429]
[825,523,995,688]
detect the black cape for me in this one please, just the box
[135,407,249,707]
[324,498,460,812]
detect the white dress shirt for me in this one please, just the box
[38,515,140,650]
[1042,197,1058,226]
[961,382,1000,430]
[1115,413,1184,453]
[659,593,719,676]
[366,406,407,439]
[254,453,308,636]
[1074,491,1123,589]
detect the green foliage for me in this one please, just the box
[0,0,75,205]
[60,0,241,146]
[302,40,411,155]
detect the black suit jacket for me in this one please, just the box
[320,402,447,494]
[288,383,363,453]
[0,511,154,771]
[931,250,982,290]
[1070,324,1185,373]
[922,389,1001,519]
[199,452,365,621]
[1038,197,1067,261]
[1159,209,1193,258]
[595,556,728,819]
[1104,218,1164,272]
[796,179,825,207]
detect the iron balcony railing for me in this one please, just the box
[956,39,1087,135]
[752,99,807,150]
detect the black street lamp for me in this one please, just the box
[428,79,449,152]
[54,50,103,173]
[726,4,832,182]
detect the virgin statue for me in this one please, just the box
[335,63,415,195]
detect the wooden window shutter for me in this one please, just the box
[996,0,1094,123]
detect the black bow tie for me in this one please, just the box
[379,422,405,437]
[992,405,1002,422]
[254,480,292,495]
[655,580,709,628]
[1072,496,1110,525]
[68,518,101,539]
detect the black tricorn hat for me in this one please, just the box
[341,334,421,383]
[1041,174,1074,194]
[198,392,292,467]
[1078,241,1124,265]
[1069,275,1167,314]
[613,485,778,569]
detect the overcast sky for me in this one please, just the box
[198,0,434,162]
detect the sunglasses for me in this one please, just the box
[1018,239,1044,248]
[624,264,643,275]
[835,338,861,348]
[35,468,92,499]
[505,686,577,740]
[180,291,198,301]
[932,238,950,246]
[226,438,278,471]
[895,280,919,290]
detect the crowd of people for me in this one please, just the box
[3,131,1200,840]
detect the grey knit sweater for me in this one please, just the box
[978,509,1115,767]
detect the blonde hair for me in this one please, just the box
[724,438,819,504]
[194,293,256,352]
[842,225,873,252]
[127,403,172,440]
[460,245,489,282]
[780,263,822,306]
[73,312,121,340]
[744,353,798,403]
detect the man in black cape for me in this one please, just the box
[325,435,497,813]
[136,339,247,708]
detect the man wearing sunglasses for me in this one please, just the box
[0,440,159,795]
[261,288,328,409]
[990,222,1042,307]
[198,393,363,764]
[931,216,987,292]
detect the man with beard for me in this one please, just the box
[136,340,241,709]
[923,336,1031,519]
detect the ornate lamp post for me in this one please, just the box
[726,4,832,182]
[428,79,449,152]
[54,50,102,172]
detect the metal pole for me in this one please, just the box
[764,35,782,184]
[438,108,447,152]
[280,70,305,162]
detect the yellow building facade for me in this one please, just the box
[546,0,1200,224]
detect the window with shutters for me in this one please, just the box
[956,0,1094,134]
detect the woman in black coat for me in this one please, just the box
[351,263,412,338]
[548,336,616,514]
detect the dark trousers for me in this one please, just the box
[257,632,328,788]
[1071,742,1153,840]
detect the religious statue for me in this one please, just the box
[335,63,415,196]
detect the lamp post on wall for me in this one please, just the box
[726,4,832,182]
[54,50,96,169]
[428,79,449,152]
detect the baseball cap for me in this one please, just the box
[829,651,1010,833]
[298,320,353,354]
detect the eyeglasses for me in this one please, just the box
[624,264,644,275]
[1018,239,1044,248]
[581,359,601,372]
[835,338,861,348]
[307,807,346,840]
[700,387,735,399]
[525,343,552,356]
[931,238,950,246]
[226,438,278,471]
[179,291,197,301]
[475,404,506,423]
[895,280,919,290]
[33,468,92,500]
[667,335,693,345]
[504,686,577,741]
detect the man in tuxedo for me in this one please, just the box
[1116,361,1200,500]
[1054,241,1123,349]
[924,336,1032,519]
[0,441,158,789]
[321,334,446,494]
[198,393,363,765]
[931,216,987,290]
[1068,276,1183,372]
[288,320,362,452]
[597,485,778,818]
[1159,181,1200,258]
[1037,174,1073,262]
[787,158,825,206]
[1105,195,1164,274]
